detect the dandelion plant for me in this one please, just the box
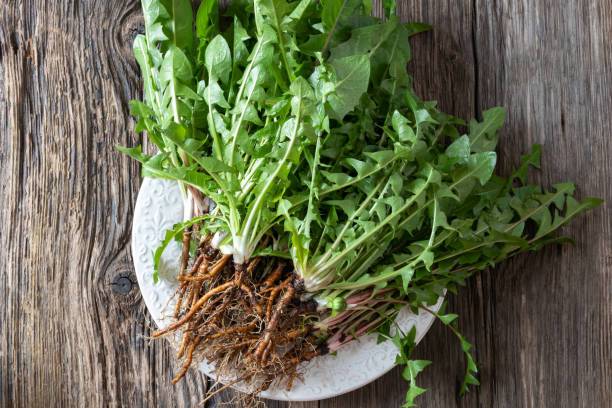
[118,0,602,405]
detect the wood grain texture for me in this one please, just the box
[0,1,610,407]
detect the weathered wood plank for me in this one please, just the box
[0,0,610,407]
[0,1,209,406]
[472,1,612,407]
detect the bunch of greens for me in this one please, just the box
[119,0,601,405]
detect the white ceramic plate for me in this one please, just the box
[132,177,442,401]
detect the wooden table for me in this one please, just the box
[1,1,610,407]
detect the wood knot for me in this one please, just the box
[110,272,134,294]
[9,31,19,53]
[448,51,459,62]
[129,24,146,43]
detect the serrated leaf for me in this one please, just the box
[439,313,458,325]
[200,79,230,108]
[195,0,218,38]
[392,111,417,144]
[399,265,414,292]
[321,0,362,34]
[469,107,506,152]
[325,199,357,217]
[132,35,158,110]
[328,55,370,119]
[152,215,213,282]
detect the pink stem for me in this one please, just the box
[328,310,395,352]
[326,288,395,327]
[327,308,376,345]
[327,305,374,329]
[326,328,344,346]
[324,310,353,326]
[345,288,393,305]
[344,310,376,334]
[355,311,394,336]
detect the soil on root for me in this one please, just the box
[152,233,325,401]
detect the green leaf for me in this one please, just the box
[382,0,397,18]
[142,0,169,26]
[328,19,398,61]
[392,111,417,144]
[405,359,431,377]
[452,152,497,199]
[469,152,497,185]
[160,45,193,84]
[468,107,506,152]
[164,127,236,175]
[363,150,395,164]
[205,34,232,84]
[532,195,603,240]
[445,135,470,163]
[321,170,353,186]
[199,79,230,108]
[115,145,151,164]
[133,35,158,111]
[404,22,434,37]
[198,156,237,174]
[152,215,213,282]
[130,100,155,117]
[286,0,313,23]
[516,144,542,184]
[325,199,356,217]
[195,0,218,38]
[399,265,414,292]
[321,0,362,35]
[164,0,194,49]
[439,313,459,325]
[233,17,250,66]
[328,55,370,119]
[401,359,431,407]
[255,0,295,78]
[414,108,438,126]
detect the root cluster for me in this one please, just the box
[152,229,325,398]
